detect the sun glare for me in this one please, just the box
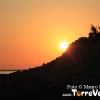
[59,41,69,51]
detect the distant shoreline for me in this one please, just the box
[0,70,17,74]
[0,70,25,74]
[0,69,25,71]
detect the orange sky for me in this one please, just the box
[0,0,100,69]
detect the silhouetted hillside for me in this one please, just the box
[0,25,100,100]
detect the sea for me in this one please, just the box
[0,71,16,74]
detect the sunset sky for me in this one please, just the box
[0,0,100,69]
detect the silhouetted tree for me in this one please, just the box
[91,25,97,34]
[89,25,100,41]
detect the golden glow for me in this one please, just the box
[59,41,69,51]
[0,0,100,69]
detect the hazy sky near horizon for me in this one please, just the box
[0,0,100,69]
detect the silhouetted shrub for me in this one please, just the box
[88,25,100,41]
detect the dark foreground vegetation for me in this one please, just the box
[0,25,100,100]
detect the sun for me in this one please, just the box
[59,41,69,51]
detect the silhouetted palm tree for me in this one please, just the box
[89,25,100,41]
[91,25,97,34]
